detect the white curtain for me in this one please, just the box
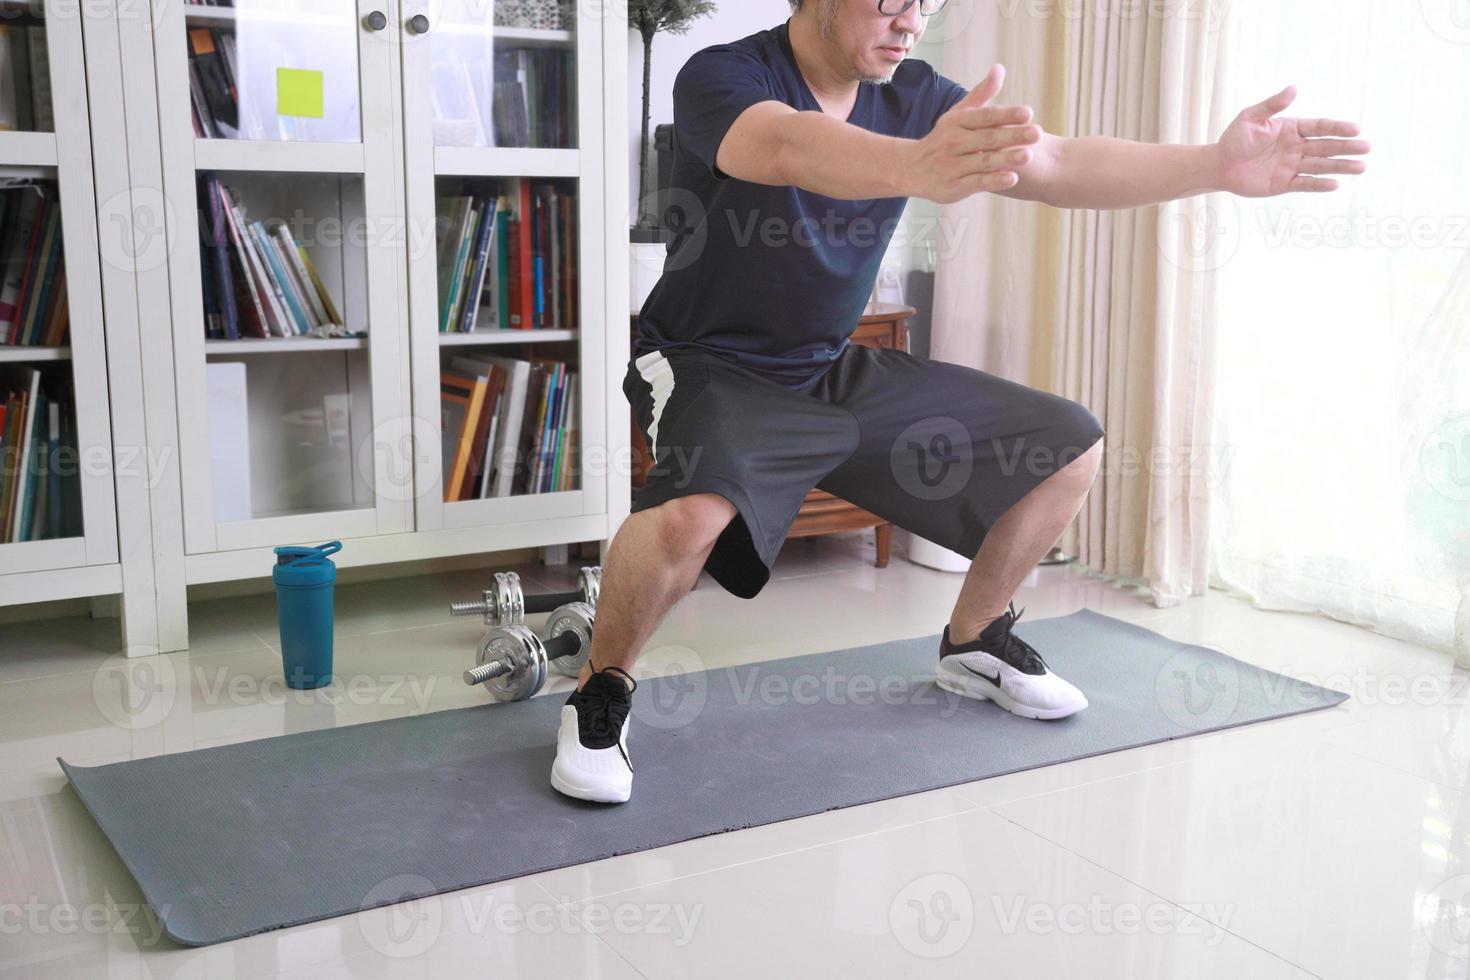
[933,1,1234,607]
[1208,2,1470,655]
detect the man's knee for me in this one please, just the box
[1050,404,1105,483]
[647,493,739,560]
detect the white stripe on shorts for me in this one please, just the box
[634,349,677,459]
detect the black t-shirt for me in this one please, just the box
[635,18,968,388]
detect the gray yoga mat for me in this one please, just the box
[60,608,1347,947]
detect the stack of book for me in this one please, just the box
[430,46,574,150]
[0,367,81,542]
[435,180,575,333]
[198,174,344,340]
[184,6,355,141]
[492,47,574,149]
[440,353,576,500]
[0,184,68,348]
[184,20,243,138]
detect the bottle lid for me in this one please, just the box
[273,541,343,567]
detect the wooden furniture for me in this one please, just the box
[630,303,914,568]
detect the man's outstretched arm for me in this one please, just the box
[994,84,1370,209]
[717,64,1040,204]
[993,133,1223,209]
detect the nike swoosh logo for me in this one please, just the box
[960,662,1001,685]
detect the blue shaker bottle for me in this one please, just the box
[272,540,342,690]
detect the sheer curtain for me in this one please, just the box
[933,1,1233,607]
[1209,1,1470,655]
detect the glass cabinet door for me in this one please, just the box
[400,0,605,533]
[0,0,118,574]
[182,0,363,143]
[154,0,412,554]
[424,0,577,151]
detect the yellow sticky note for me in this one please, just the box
[277,68,324,118]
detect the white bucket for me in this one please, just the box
[903,530,972,573]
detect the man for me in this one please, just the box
[551,0,1370,803]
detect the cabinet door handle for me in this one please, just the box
[363,10,387,30]
[407,13,431,34]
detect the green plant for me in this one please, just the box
[630,0,716,230]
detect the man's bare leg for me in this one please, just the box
[575,493,737,690]
[948,440,1103,645]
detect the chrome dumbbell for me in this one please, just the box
[448,566,601,627]
[462,601,595,701]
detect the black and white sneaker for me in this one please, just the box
[551,664,637,803]
[935,602,1087,720]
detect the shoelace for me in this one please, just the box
[576,663,637,744]
[989,602,1049,674]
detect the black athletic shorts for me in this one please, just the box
[623,343,1105,599]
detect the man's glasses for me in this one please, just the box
[878,0,950,15]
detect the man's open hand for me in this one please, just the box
[1216,85,1371,197]
[906,64,1042,205]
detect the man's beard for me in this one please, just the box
[817,0,897,86]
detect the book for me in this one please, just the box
[196,176,344,339]
[0,187,45,344]
[440,370,490,501]
[206,362,252,522]
[4,367,39,540]
[460,194,497,333]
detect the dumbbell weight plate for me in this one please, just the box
[577,566,600,610]
[545,601,595,676]
[496,571,524,626]
[473,625,548,702]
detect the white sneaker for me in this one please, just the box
[550,665,636,803]
[935,603,1088,720]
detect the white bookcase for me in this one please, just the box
[400,1,607,536]
[152,0,414,558]
[2,0,630,654]
[0,0,157,648]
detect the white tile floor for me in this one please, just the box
[2,532,1463,978]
